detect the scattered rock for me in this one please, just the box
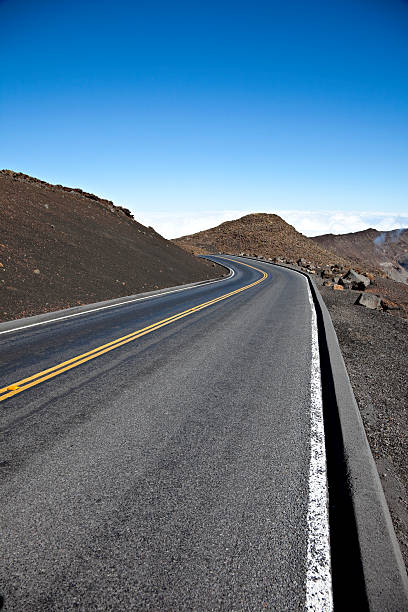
[355,292,381,310]
[321,269,332,279]
[381,298,401,312]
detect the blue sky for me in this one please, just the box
[1,0,408,237]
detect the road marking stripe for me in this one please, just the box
[0,269,236,336]
[0,259,267,402]
[0,266,263,393]
[0,285,246,391]
[305,279,333,610]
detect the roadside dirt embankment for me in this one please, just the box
[0,171,226,322]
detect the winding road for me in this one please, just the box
[0,256,332,610]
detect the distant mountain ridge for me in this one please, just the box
[173,213,351,268]
[312,227,408,283]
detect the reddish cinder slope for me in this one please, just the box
[174,213,350,267]
[0,170,225,322]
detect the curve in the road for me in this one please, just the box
[0,258,266,403]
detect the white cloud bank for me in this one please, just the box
[137,209,408,239]
[276,210,408,237]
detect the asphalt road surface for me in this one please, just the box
[0,256,331,611]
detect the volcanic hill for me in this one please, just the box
[174,213,350,268]
[312,228,408,283]
[0,170,225,322]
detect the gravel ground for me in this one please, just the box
[318,284,408,569]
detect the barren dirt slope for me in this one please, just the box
[0,170,224,322]
[174,213,351,268]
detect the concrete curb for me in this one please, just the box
[0,265,233,335]
[308,271,408,610]
[216,255,408,610]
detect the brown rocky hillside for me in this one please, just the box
[174,213,351,268]
[312,228,408,283]
[0,170,225,322]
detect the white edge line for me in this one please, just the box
[0,264,235,336]
[305,278,333,611]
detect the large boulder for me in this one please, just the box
[355,293,381,310]
[342,269,371,291]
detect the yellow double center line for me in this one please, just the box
[0,259,267,402]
